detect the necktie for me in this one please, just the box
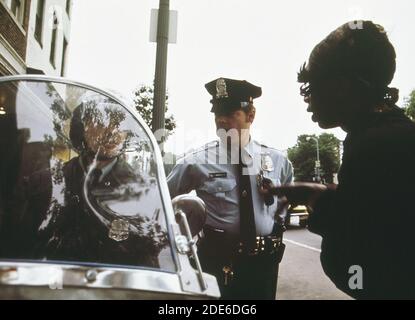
[238,148,256,251]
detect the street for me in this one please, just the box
[277,227,352,300]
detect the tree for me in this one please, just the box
[133,85,176,137]
[403,89,415,121]
[287,133,341,183]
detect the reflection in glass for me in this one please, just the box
[0,80,175,271]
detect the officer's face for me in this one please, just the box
[214,110,253,132]
[215,110,254,147]
[84,120,127,160]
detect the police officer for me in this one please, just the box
[167,78,293,300]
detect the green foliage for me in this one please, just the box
[403,89,415,121]
[288,133,341,183]
[133,85,177,136]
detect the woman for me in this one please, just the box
[273,21,415,299]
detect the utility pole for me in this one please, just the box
[307,136,321,183]
[152,0,170,153]
[315,137,321,183]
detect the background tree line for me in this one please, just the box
[287,133,341,183]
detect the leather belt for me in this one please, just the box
[201,225,283,257]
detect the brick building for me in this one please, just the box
[0,0,71,76]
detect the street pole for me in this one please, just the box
[315,138,321,183]
[307,136,321,183]
[152,0,170,153]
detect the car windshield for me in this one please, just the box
[0,79,175,272]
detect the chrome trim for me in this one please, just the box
[0,75,220,298]
[0,262,220,299]
[175,234,191,254]
[171,195,208,291]
[175,210,207,291]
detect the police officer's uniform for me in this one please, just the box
[167,78,293,300]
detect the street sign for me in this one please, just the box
[315,160,321,168]
[149,9,178,44]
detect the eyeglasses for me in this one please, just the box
[300,83,311,98]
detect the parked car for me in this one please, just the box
[285,205,309,228]
[0,75,220,299]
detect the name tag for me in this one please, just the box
[209,172,227,179]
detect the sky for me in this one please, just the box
[66,0,415,155]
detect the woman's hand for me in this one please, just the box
[272,182,328,207]
[266,182,329,217]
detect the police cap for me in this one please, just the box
[205,77,262,115]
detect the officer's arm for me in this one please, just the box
[275,157,294,219]
[282,158,294,184]
[166,160,197,198]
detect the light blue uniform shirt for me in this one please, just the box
[167,139,294,236]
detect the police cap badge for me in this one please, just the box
[205,77,262,115]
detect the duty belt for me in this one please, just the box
[237,235,283,256]
[199,226,286,287]
[201,226,284,257]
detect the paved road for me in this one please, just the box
[276,227,352,300]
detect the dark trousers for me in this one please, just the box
[198,233,280,300]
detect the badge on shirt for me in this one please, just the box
[261,153,274,172]
[209,172,227,179]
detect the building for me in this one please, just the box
[0,0,72,76]
[0,0,30,75]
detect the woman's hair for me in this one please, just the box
[298,21,399,108]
